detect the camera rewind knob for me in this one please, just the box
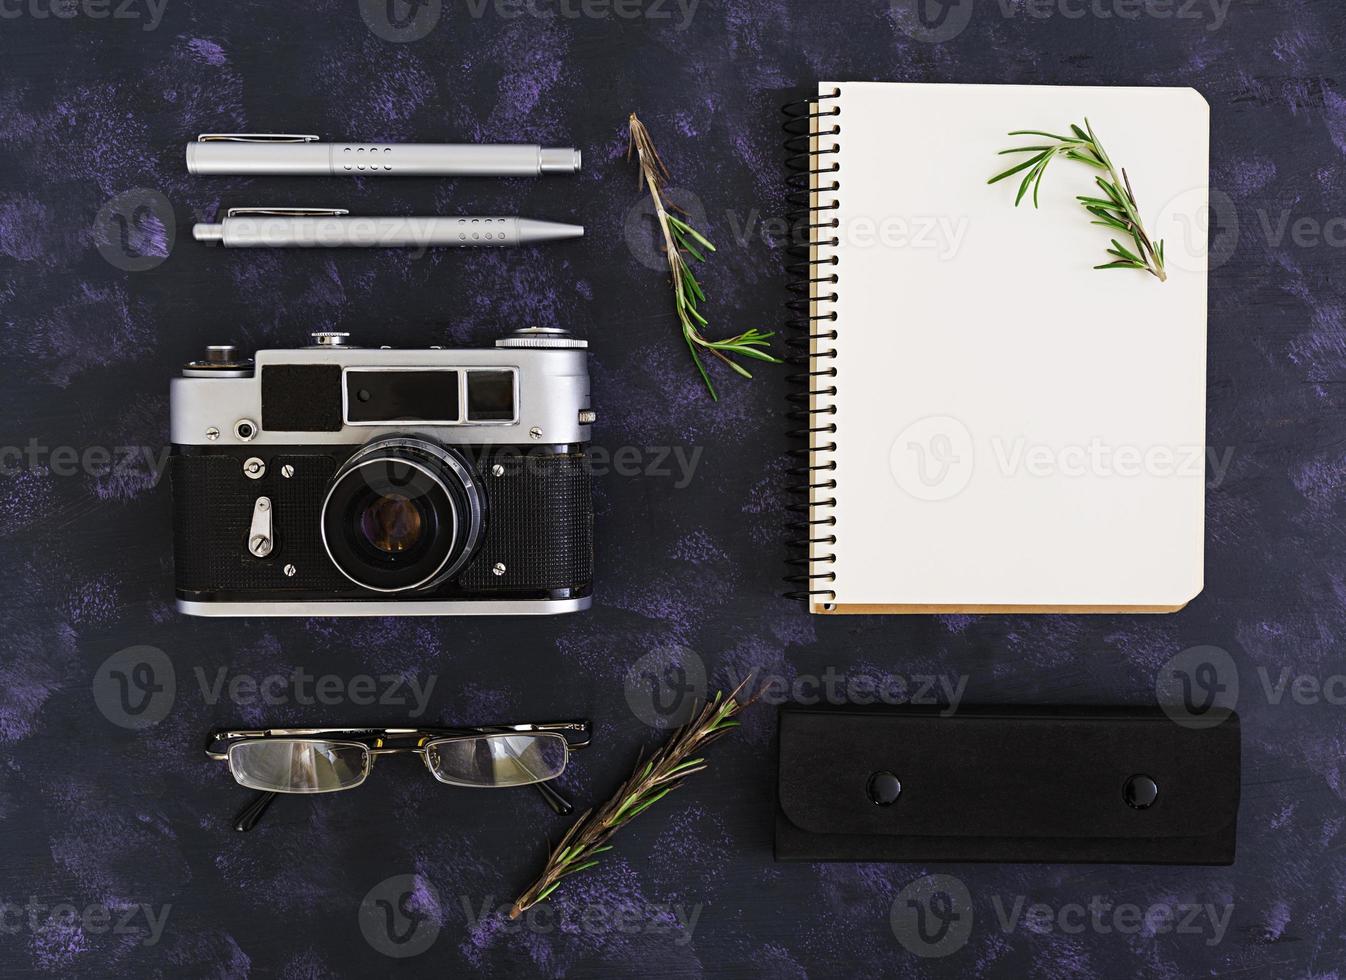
[310,331,352,348]
[183,343,253,376]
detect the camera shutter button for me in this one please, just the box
[310,331,351,348]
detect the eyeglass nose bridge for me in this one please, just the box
[367,746,427,756]
[366,744,437,771]
[366,744,435,775]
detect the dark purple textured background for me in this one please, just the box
[2,0,1344,976]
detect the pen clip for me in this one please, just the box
[225,207,350,218]
[197,133,320,143]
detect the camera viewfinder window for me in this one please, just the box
[467,371,517,422]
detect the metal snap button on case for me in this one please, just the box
[867,771,902,806]
[1124,774,1159,810]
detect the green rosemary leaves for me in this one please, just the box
[990,119,1167,282]
[628,113,780,399]
[509,684,750,918]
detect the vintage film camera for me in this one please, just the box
[170,329,593,616]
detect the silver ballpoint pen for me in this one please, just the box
[192,208,585,248]
[186,133,582,177]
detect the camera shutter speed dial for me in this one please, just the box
[310,332,351,348]
[495,327,587,349]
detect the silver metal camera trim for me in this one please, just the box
[171,341,591,618]
[170,346,590,447]
[176,597,592,616]
[319,438,484,594]
[340,365,520,427]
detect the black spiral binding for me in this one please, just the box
[782,87,841,606]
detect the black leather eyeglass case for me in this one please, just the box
[775,704,1240,865]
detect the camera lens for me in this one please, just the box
[358,493,424,553]
[321,438,484,593]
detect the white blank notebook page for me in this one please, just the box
[821,82,1208,609]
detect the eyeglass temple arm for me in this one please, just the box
[531,779,573,815]
[233,791,278,832]
[223,765,574,832]
[376,730,579,814]
[228,783,568,829]
[491,738,578,815]
[516,720,592,750]
[229,783,565,826]
[207,721,592,752]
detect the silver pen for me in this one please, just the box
[191,208,585,248]
[186,133,582,177]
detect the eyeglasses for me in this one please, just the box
[205,721,590,831]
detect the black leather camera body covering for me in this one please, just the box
[171,445,592,605]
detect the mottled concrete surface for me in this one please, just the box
[1,0,1344,976]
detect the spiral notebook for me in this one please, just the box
[784,83,1209,615]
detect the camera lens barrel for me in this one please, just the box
[320,437,485,593]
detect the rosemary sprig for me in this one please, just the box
[989,119,1167,282]
[627,113,780,400]
[509,682,752,918]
